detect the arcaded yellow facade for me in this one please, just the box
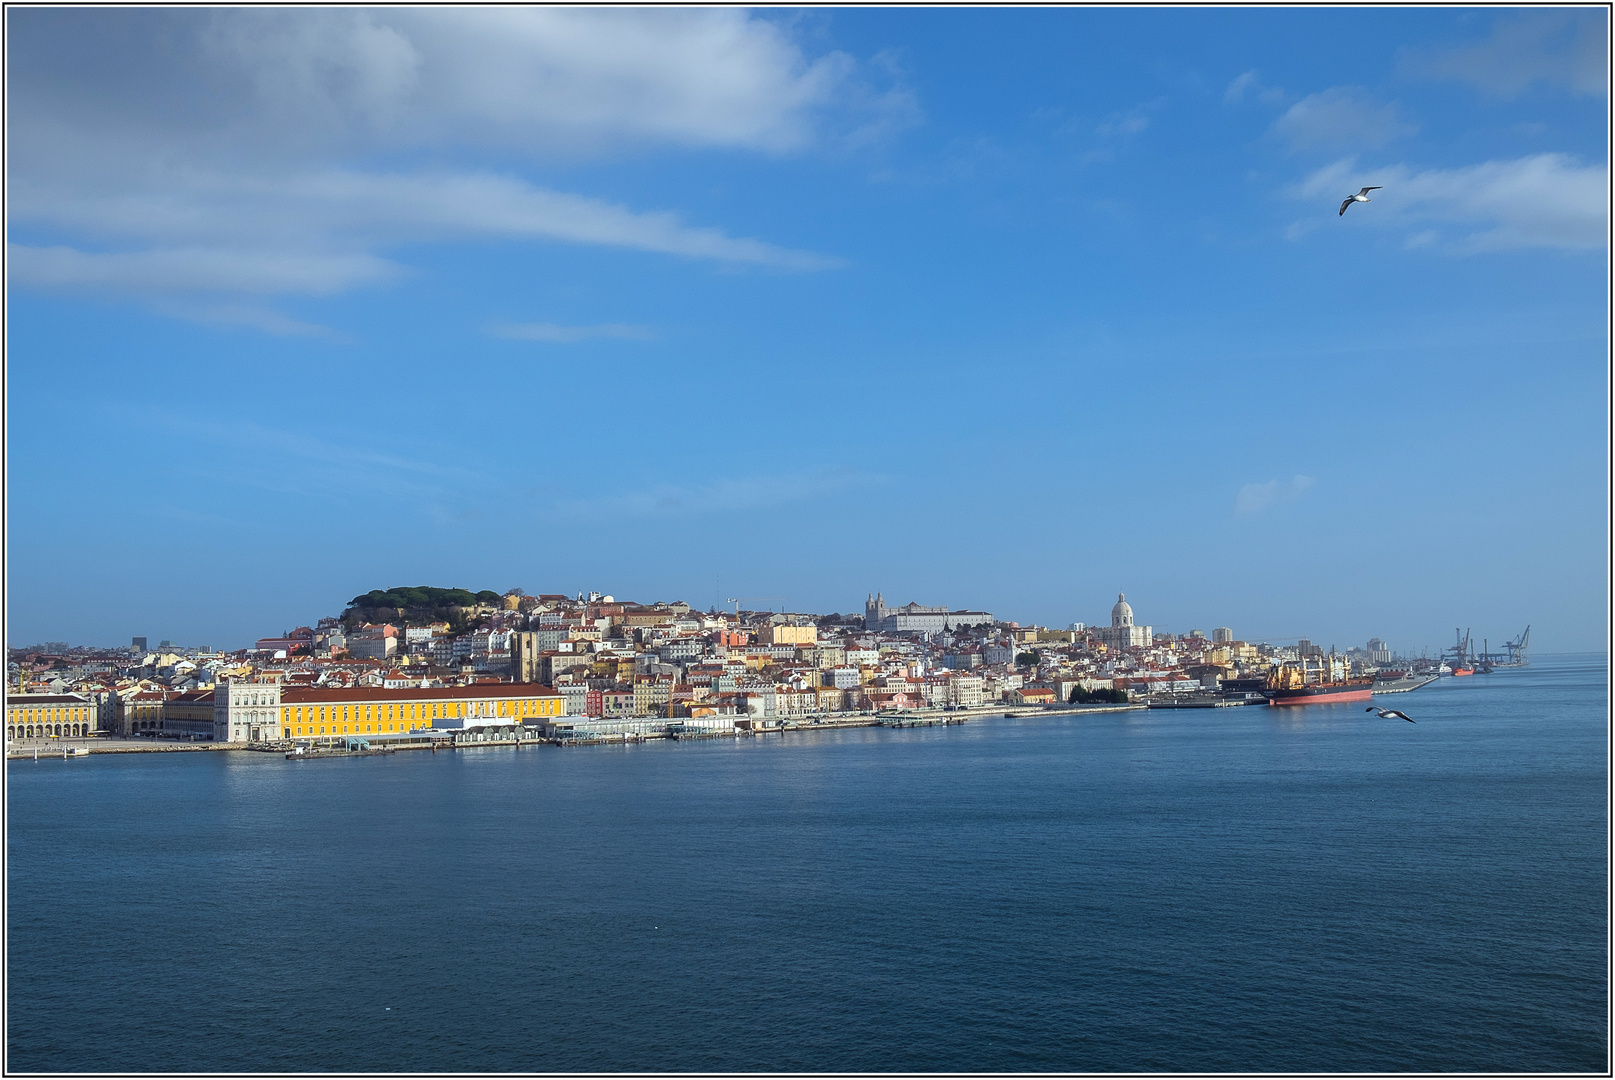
[279,687,564,739]
[8,695,96,741]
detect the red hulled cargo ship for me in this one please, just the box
[1265,678,1375,705]
[1265,657,1374,706]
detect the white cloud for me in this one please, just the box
[11,170,836,272]
[1224,70,1287,106]
[10,9,882,160]
[7,244,401,296]
[7,168,837,316]
[1235,475,1315,515]
[149,414,480,502]
[488,322,655,343]
[1272,87,1416,152]
[6,9,881,325]
[152,302,345,339]
[1097,112,1149,138]
[1410,12,1607,98]
[1297,153,1606,252]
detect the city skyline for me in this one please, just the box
[7,8,1606,652]
[13,582,1527,663]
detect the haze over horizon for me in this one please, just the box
[6,8,1607,653]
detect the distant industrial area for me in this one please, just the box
[7,587,1530,751]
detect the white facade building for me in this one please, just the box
[1093,593,1153,650]
[864,593,994,633]
[214,677,283,743]
[827,667,861,690]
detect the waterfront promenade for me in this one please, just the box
[4,701,1147,758]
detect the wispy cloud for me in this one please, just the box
[488,322,655,343]
[1081,99,1163,164]
[1406,11,1607,98]
[148,414,480,504]
[151,301,348,338]
[559,470,876,520]
[1224,70,1287,107]
[1096,110,1150,138]
[1235,475,1315,515]
[8,243,402,297]
[9,8,889,159]
[1271,87,1416,153]
[6,8,875,328]
[1295,153,1606,251]
[11,168,840,284]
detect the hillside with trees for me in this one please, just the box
[343,586,505,633]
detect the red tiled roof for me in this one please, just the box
[280,682,560,704]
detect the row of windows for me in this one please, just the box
[290,721,427,737]
[278,698,559,725]
[8,708,91,723]
[8,724,87,739]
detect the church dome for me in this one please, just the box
[1111,593,1134,627]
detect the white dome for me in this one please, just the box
[1111,593,1134,627]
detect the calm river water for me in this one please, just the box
[7,653,1606,1071]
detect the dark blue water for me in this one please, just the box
[8,654,1607,1071]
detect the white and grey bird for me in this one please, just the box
[1339,186,1382,216]
[1366,706,1415,723]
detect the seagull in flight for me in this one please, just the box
[1366,706,1415,723]
[1339,186,1382,216]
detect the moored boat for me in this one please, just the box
[1265,656,1374,706]
[1267,678,1375,705]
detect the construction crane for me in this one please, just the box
[726,597,786,622]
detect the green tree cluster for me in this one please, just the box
[1069,686,1130,704]
[349,586,483,609]
[343,585,505,633]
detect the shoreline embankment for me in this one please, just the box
[5,702,1149,759]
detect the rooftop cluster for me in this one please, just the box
[9,588,1402,741]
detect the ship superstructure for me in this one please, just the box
[1265,652,1374,706]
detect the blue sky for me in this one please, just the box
[6,7,1607,654]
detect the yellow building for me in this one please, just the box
[279,683,564,740]
[7,694,97,742]
[122,689,168,734]
[759,625,817,646]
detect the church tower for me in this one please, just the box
[865,592,887,630]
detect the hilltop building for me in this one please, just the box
[864,593,994,634]
[1093,593,1153,650]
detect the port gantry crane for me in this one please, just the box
[1469,626,1532,670]
[1502,625,1531,667]
[1442,628,1473,672]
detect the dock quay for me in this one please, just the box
[7,737,232,758]
[1146,696,1252,709]
[7,702,1159,762]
